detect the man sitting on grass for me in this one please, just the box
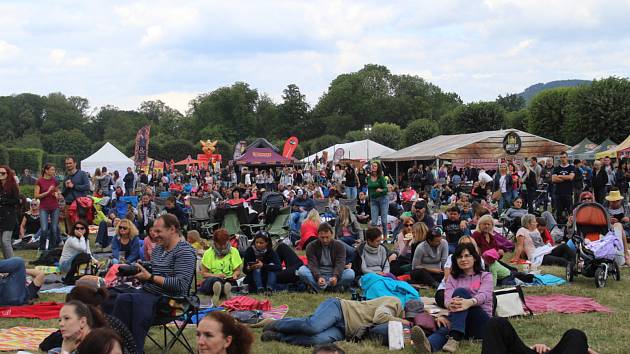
[0,257,45,306]
[297,223,355,293]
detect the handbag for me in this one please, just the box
[491,190,502,201]
[492,286,533,318]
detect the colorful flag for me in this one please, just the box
[134,125,151,168]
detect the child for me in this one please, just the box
[482,249,514,287]
[460,202,473,222]
[187,230,208,255]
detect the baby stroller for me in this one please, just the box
[566,203,621,288]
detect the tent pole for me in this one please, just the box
[395,161,399,184]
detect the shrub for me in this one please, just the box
[7,148,44,175]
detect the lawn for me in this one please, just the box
[3,247,629,354]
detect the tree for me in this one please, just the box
[368,122,403,149]
[41,93,87,133]
[565,77,630,145]
[496,93,525,112]
[345,130,366,142]
[403,119,440,147]
[452,102,506,133]
[305,135,344,155]
[528,88,574,143]
[277,84,310,137]
[43,129,91,160]
[505,109,529,131]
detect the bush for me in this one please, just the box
[7,148,44,175]
[20,185,35,198]
[42,153,67,170]
[0,145,8,165]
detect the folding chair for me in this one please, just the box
[188,197,218,239]
[146,269,200,354]
[222,210,242,236]
[266,206,290,239]
[339,198,356,210]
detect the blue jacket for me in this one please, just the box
[290,197,315,212]
[62,170,91,203]
[360,272,420,307]
[112,236,141,263]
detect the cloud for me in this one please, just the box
[0,40,20,60]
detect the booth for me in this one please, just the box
[567,138,598,161]
[596,135,630,159]
[301,139,396,163]
[235,138,295,166]
[81,142,134,175]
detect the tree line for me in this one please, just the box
[0,64,628,172]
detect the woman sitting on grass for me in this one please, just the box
[59,220,97,284]
[297,209,320,250]
[353,227,394,279]
[410,227,448,288]
[334,205,364,247]
[511,214,575,267]
[111,219,141,264]
[243,231,281,295]
[48,300,108,354]
[411,243,493,353]
[200,228,242,305]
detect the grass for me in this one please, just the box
[4,247,630,353]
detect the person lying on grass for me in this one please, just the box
[0,256,44,306]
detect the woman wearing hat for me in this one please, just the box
[605,189,629,226]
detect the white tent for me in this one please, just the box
[81,142,134,175]
[301,139,396,163]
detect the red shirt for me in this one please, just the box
[37,177,59,211]
[298,220,318,250]
[472,230,500,255]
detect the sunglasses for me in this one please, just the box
[404,223,414,227]
[0,172,6,175]
[119,226,128,230]
[74,226,86,230]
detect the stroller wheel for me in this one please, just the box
[566,262,574,282]
[595,264,607,288]
[613,262,621,281]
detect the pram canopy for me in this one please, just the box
[573,203,611,242]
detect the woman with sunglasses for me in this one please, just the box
[111,219,141,265]
[0,165,20,259]
[59,220,97,282]
[242,231,281,295]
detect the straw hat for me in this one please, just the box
[605,190,624,202]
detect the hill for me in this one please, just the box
[519,79,591,102]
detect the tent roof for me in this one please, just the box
[595,135,630,159]
[82,142,134,165]
[236,148,293,165]
[301,139,396,162]
[592,138,618,153]
[245,138,280,153]
[568,138,598,155]
[380,129,569,162]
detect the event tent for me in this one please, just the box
[567,138,598,160]
[81,142,134,174]
[380,129,569,162]
[301,139,396,163]
[173,156,199,165]
[235,139,295,165]
[592,138,617,154]
[596,135,630,159]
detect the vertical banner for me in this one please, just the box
[282,136,299,158]
[134,125,151,168]
[333,148,345,164]
[233,140,247,160]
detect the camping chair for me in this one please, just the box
[313,199,328,215]
[189,197,218,238]
[146,269,200,354]
[159,191,171,199]
[154,198,167,214]
[339,198,355,210]
[222,210,243,236]
[266,206,291,240]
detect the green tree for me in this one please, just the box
[505,109,529,131]
[306,135,344,154]
[42,93,87,133]
[344,130,367,142]
[565,77,630,144]
[496,93,526,112]
[43,129,92,159]
[403,119,440,147]
[368,122,403,149]
[452,102,506,133]
[528,88,574,143]
[277,84,310,137]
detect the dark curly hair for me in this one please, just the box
[201,311,254,354]
[450,243,483,278]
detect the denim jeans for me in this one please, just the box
[252,268,278,291]
[95,221,112,248]
[274,297,345,346]
[370,196,389,236]
[428,287,490,351]
[499,192,512,211]
[39,208,60,251]
[345,186,358,200]
[340,241,355,265]
[289,211,307,233]
[0,257,28,305]
[297,265,355,292]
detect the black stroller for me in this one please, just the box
[566,203,621,288]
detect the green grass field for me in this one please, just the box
[3,247,629,354]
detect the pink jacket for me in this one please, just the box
[445,271,494,317]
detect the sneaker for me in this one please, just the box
[211,282,222,306]
[411,326,431,353]
[261,319,278,332]
[261,330,280,342]
[223,282,233,300]
[442,338,459,352]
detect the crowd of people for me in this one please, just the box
[0,150,627,353]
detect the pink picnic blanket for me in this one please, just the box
[525,295,611,314]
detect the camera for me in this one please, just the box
[117,261,152,277]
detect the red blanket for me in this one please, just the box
[525,295,611,314]
[0,302,63,320]
[221,296,271,311]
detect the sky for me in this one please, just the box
[1,0,630,114]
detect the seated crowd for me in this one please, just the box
[1,153,628,353]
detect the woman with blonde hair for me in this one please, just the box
[472,214,504,257]
[111,218,140,264]
[334,205,363,247]
[297,209,320,250]
[391,220,429,275]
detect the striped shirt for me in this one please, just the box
[143,241,196,297]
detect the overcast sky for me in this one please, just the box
[1,0,629,113]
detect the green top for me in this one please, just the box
[201,247,243,277]
[489,261,512,287]
[367,175,388,199]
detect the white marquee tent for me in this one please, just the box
[81,142,134,174]
[301,139,396,163]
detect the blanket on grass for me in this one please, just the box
[0,302,63,320]
[524,295,611,314]
[0,326,57,351]
[188,305,289,325]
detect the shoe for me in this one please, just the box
[261,318,278,332]
[410,326,431,353]
[442,337,459,352]
[223,282,233,300]
[211,282,222,306]
[261,330,280,342]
